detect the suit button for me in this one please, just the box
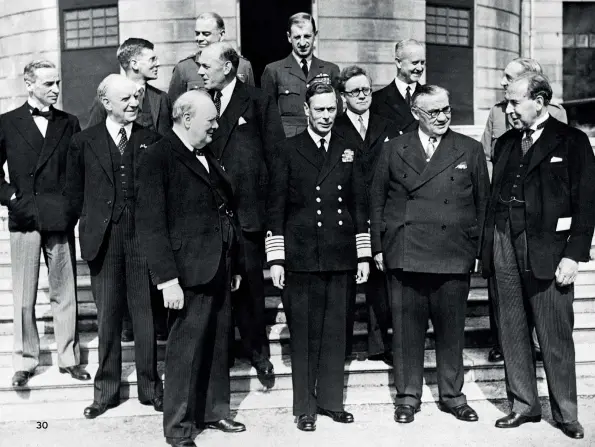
[338,209,342,214]
[444,199,449,204]
[317,210,321,215]
[338,198,343,202]
[29,173,33,177]
[316,197,321,203]
[337,185,342,190]
[317,222,322,227]
[34,192,38,196]
[338,220,343,225]
[107,200,112,205]
[285,89,289,94]
[442,225,447,230]
[316,186,320,191]
[104,218,108,223]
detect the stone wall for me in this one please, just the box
[0,0,61,113]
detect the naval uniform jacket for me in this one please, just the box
[265,130,371,271]
[370,129,490,274]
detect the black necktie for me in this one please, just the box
[405,86,412,107]
[117,128,127,156]
[301,58,309,78]
[319,138,326,152]
[211,90,221,119]
[30,106,53,120]
[521,120,547,155]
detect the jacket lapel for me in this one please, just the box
[411,130,464,191]
[146,85,160,129]
[205,149,235,198]
[490,135,517,197]
[317,133,344,184]
[88,125,114,185]
[12,103,44,154]
[296,132,323,170]
[307,56,330,84]
[285,54,307,83]
[333,114,363,147]
[36,111,68,172]
[394,132,427,175]
[209,82,249,159]
[385,82,410,120]
[168,132,212,185]
[526,119,563,175]
[365,113,387,148]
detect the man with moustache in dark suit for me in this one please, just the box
[481,74,595,440]
[370,85,489,425]
[87,37,171,342]
[136,91,245,446]
[168,12,255,103]
[0,60,90,387]
[261,12,340,137]
[198,42,285,376]
[334,65,393,364]
[266,83,371,431]
[67,74,163,419]
[371,39,425,137]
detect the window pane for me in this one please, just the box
[427,25,436,33]
[78,38,92,47]
[65,20,78,30]
[437,26,446,34]
[92,8,105,17]
[577,34,589,47]
[93,37,106,46]
[449,17,458,26]
[65,30,78,39]
[93,18,105,27]
[78,28,91,38]
[437,16,446,25]
[106,26,118,36]
[436,7,447,16]
[78,9,90,19]
[448,35,459,44]
[78,18,91,29]
[106,35,119,45]
[459,18,468,28]
[459,10,469,19]
[459,36,469,46]
[106,17,118,26]
[436,34,447,44]
[563,33,575,48]
[93,27,106,37]
[460,27,468,37]
[427,15,436,24]
[105,7,118,17]
[65,39,79,49]
[427,6,436,15]
[64,11,77,20]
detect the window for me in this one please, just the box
[63,6,119,49]
[426,5,470,47]
[563,33,595,48]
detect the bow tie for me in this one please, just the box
[29,106,53,120]
[193,148,206,157]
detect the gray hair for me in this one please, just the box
[172,90,213,122]
[23,60,56,83]
[395,39,423,60]
[96,73,133,102]
[510,57,543,75]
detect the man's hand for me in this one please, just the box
[555,257,579,287]
[356,262,370,284]
[231,275,242,292]
[163,283,185,310]
[374,253,385,272]
[270,265,285,289]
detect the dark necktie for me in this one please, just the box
[301,58,309,78]
[137,86,145,112]
[211,90,221,119]
[521,120,547,155]
[319,138,326,152]
[405,86,412,107]
[193,148,205,157]
[117,127,127,156]
[30,106,53,120]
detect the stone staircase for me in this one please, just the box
[1,128,595,422]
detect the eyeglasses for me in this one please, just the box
[344,87,372,98]
[415,106,452,120]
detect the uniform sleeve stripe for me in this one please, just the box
[265,235,285,262]
[355,232,372,258]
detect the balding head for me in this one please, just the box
[97,74,140,125]
[198,42,239,90]
[395,39,425,84]
[172,90,219,149]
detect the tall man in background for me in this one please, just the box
[261,12,340,137]
[0,60,89,387]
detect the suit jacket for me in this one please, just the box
[0,103,81,232]
[67,122,161,261]
[210,80,285,232]
[332,112,395,188]
[481,117,595,279]
[370,129,490,274]
[87,84,172,135]
[168,53,255,103]
[370,81,419,137]
[261,54,340,137]
[135,132,240,287]
[266,131,370,272]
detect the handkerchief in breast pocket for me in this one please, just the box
[455,162,467,170]
[238,116,247,125]
[550,156,563,163]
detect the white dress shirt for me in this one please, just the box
[346,109,369,138]
[526,111,550,144]
[219,77,237,116]
[308,127,331,151]
[27,98,50,137]
[105,116,132,146]
[394,77,417,102]
[172,127,209,173]
[418,129,442,161]
[293,52,312,72]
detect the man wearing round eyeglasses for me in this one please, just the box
[333,65,395,365]
[370,84,490,425]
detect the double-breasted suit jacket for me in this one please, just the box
[67,123,160,261]
[266,131,371,271]
[370,82,419,138]
[0,103,81,232]
[481,117,595,279]
[370,129,490,274]
[261,54,340,137]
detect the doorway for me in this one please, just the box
[240,0,312,87]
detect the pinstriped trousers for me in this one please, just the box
[11,230,79,371]
[493,223,578,423]
[88,207,162,405]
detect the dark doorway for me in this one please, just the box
[240,0,312,87]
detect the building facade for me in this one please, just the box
[0,0,593,127]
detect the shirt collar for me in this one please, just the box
[346,109,369,129]
[308,127,331,149]
[27,98,50,112]
[394,77,417,99]
[293,52,312,68]
[418,128,442,149]
[220,77,236,100]
[172,127,196,153]
[529,111,550,132]
[105,116,133,144]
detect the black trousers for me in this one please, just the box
[232,230,270,361]
[492,224,577,423]
[88,207,162,405]
[163,250,232,440]
[388,269,469,409]
[283,271,354,416]
[122,284,168,337]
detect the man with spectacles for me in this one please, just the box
[370,84,489,425]
[370,39,425,137]
[333,65,394,365]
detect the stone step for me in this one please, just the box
[1,344,595,407]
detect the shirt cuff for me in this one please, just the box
[157,278,179,290]
[356,232,372,259]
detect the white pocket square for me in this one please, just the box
[556,217,572,232]
[551,156,563,163]
[455,162,467,170]
[384,137,390,142]
[238,117,247,125]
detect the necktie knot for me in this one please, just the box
[30,106,53,120]
[357,115,367,139]
[319,138,326,151]
[426,136,437,160]
[193,148,205,157]
[301,58,309,78]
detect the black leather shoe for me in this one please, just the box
[488,347,504,362]
[166,438,196,447]
[59,365,91,381]
[121,330,134,342]
[495,412,541,428]
[205,419,246,433]
[11,370,33,387]
[140,396,163,412]
[394,404,419,423]
[368,351,394,367]
[83,401,118,419]
[439,403,478,422]
[252,357,274,376]
[317,407,354,423]
[297,414,316,432]
[557,421,584,439]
